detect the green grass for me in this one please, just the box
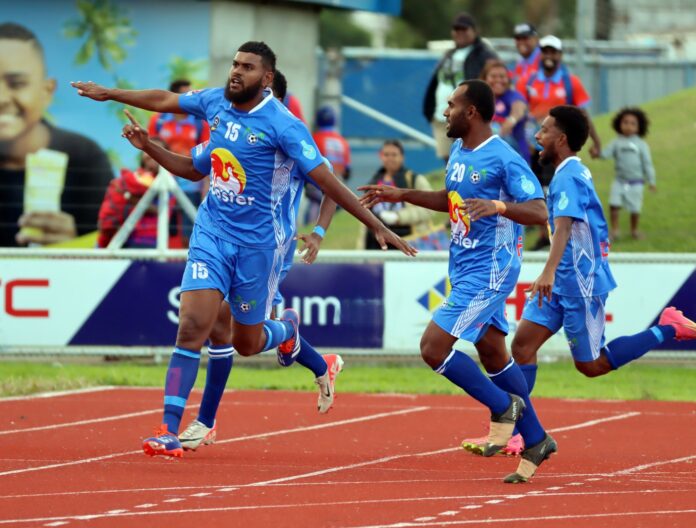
[2,360,695,402]
[310,87,696,252]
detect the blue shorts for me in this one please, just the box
[272,239,297,307]
[432,283,510,343]
[522,293,608,362]
[181,225,284,325]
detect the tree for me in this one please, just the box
[63,0,136,70]
[319,9,371,49]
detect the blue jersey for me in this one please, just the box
[191,140,327,258]
[179,87,323,249]
[446,136,544,291]
[548,156,617,297]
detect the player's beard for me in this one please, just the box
[224,77,264,104]
[538,147,554,166]
[446,118,468,139]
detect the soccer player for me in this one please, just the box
[360,80,555,483]
[511,105,696,407]
[72,41,415,458]
[120,110,343,450]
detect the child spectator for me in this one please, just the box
[601,107,656,240]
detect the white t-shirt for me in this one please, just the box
[434,47,471,123]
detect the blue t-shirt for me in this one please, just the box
[446,136,544,292]
[179,87,323,249]
[548,156,617,297]
[492,90,530,164]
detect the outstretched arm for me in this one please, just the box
[307,164,416,256]
[463,197,547,225]
[71,81,182,113]
[359,185,449,212]
[121,110,206,181]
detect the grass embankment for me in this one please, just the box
[311,87,696,252]
[2,360,695,402]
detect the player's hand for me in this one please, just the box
[526,269,555,307]
[649,184,657,193]
[358,185,405,208]
[70,81,111,101]
[462,198,497,221]
[15,211,77,246]
[121,109,149,149]
[589,142,601,159]
[296,232,322,264]
[372,224,418,256]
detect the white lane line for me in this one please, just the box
[0,489,696,528]
[0,408,167,436]
[0,387,116,402]
[105,510,127,514]
[439,511,458,516]
[461,506,482,510]
[414,517,436,521]
[162,499,184,503]
[611,455,696,476]
[133,504,156,509]
[345,509,696,527]
[0,406,429,477]
[190,493,211,497]
[547,411,641,433]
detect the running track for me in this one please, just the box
[1,387,695,528]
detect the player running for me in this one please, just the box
[509,106,696,442]
[73,41,415,458]
[361,80,555,483]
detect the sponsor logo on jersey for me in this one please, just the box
[301,140,317,160]
[210,148,254,205]
[210,115,220,131]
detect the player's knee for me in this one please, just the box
[177,313,211,347]
[575,360,607,378]
[419,337,444,369]
[232,332,262,356]
[511,338,536,365]
[209,322,232,346]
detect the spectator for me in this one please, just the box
[0,22,113,247]
[148,79,209,247]
[481,60,530,164]
[516,35,601,249]
[359,140,433,250]
[97,138,173,248]
[600,107,656,241]
[272,71,306,123]
[423,12,498,162]
[510,23,541,85]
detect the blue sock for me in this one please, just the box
[197,345,234,428]
[261,319,294,351]
[436,350,510,415]
[489,358,545,447]
[163,346,201,435]
[519,364,538,394]
[296,336,328,377]
[603,325,676,370]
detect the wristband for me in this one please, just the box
[312,225,326,238]
[491,200,507,214]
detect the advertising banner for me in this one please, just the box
[0,260,383,349]
[384,261,696,354]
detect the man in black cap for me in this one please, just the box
[511,22,541,85]
[423,12,497,162]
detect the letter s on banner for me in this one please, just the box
[167,287,180,324]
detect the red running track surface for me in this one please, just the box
[1,387,695,528]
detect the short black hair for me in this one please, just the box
[382,139,404,154]
[272,69,287,100]
[458,79,495,122]
[0,22,45,64]
[237,41,276,71]
[549,105,589,152]
[169,79,191,93]
[612,106,649,137]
